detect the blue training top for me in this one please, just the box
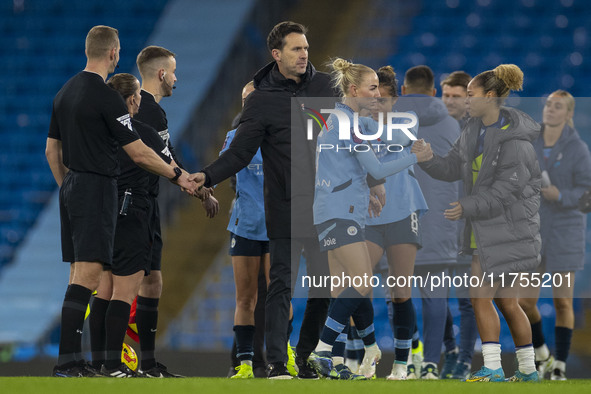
[314,102,418,228]
[220,129,268,241]
[362,113,428,225]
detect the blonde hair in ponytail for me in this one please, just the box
[330,58,375,97]
[473,64,524,105]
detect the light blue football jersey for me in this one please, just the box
[220,129,268,241]
[361,114,428,225]
[313,102,418,227]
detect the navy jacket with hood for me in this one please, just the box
[420,107,542,276]
[533,124,591,272]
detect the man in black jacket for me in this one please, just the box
[193,21,335,379]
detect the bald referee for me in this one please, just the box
[45,25,198,377]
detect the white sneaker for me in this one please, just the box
[550,368,567,381]
[405,342,421,379]
[345,358,360,374]
[386,363,407,380]
[358,344,381,379]
[420,362,440,380]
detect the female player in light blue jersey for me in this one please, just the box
[519,90,591,380]
[309,58,432,380]
[360,65,428,380]
[220,82,270,379]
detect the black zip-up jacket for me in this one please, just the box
[420,107,542,276]
[202,62,336,238]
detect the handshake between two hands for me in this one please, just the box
[410,139,434,163]
[173,171,219,218]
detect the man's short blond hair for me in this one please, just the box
[136,46,176,78]
[85,25,119,59]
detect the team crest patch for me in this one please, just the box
[351,127,363,144]
[231,237,236,248]
[347,226,358,236]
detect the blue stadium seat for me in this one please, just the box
[0,0,170,277]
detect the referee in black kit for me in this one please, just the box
[45,25,198,377]
[129,45,217,376]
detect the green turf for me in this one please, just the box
[1,377,590,394]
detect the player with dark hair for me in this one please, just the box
[414,64,541,382]
[122,45,217,377]
[441,71,472,129]
[396,65,462,380]
[222,81,271,379]
[45,26,198,378]
[437,70,477,380]
[360,65,428,380]
[519,90,591,380]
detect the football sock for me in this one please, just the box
[88,296,110,368]
[104,300,131,370]
[554,360,566,373]
[531,320,546,349]
[352,298,376,346]
[412,324,420,349]
[58,284,92,367]
[481,342,502,370]
[318,287,363,347]
[346,326,364,362]
[392,299,414,362]
[234,325,255,363]
[136,296,159,370]
[333,331,348,361]
[555,326,572,363]
[534,343,550,362]
[516,344,536,374]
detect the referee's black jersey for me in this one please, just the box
[48,71,140,177]
[136,89,183,168]
[117,119,172,198]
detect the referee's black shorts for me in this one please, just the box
[109,195,154,276]
[59,170,117,264]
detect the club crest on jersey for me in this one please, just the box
[352,127,363,144]
[117,114,132,131]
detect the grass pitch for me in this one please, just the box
[1,377,590,394]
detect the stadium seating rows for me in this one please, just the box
[390,0,590,97]
[0,0,169,270]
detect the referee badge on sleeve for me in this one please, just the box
[117,113,133,131]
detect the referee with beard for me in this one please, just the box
[45,25,198,377]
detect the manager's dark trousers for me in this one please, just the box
[265,237,330,364]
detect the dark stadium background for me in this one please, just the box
[0,0,590,377]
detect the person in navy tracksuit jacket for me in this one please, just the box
[519,90,591,380]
